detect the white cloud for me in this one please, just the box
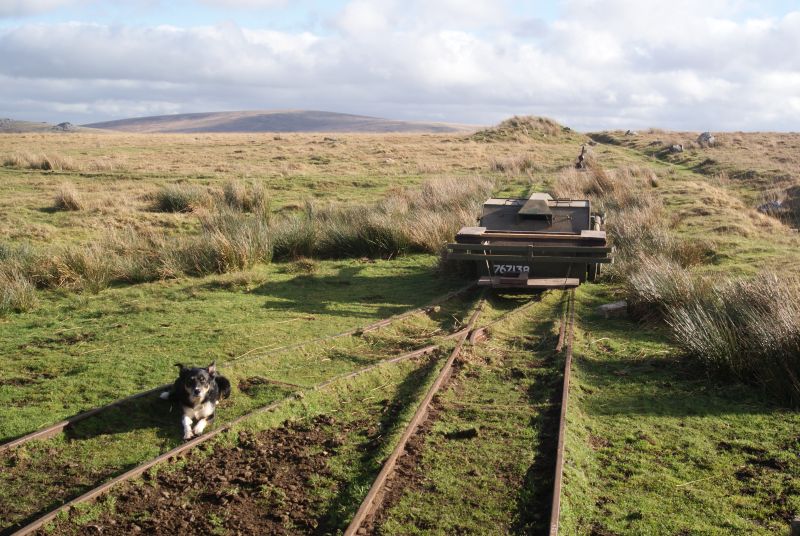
[194,0,287,8]
[0,0,78,17]
[1,0,799,130]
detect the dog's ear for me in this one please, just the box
[174,363,187,373]
[207,361,217,376]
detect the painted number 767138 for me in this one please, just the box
[493,264,530,275]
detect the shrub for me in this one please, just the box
[153,184,212,212]
[53,182,84,211]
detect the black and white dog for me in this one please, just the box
[160,362,231,441]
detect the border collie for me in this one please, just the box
[160,362,231,441]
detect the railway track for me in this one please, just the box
[0,283,474,456]
[3,288,571,535]
[0,286,496,535]
[344,288,576,535]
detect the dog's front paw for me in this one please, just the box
[183,432,195,441]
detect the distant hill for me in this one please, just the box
[0,118,84,133]
[84,110,475,134]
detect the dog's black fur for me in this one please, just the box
[161,361,231,440]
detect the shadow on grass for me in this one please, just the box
[313,355,443,534]
[577,293,780,417]
[511,297,565,535]
[251,263,467,320]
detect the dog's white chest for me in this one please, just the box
[183,401,215,420]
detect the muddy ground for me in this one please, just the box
[40,414,365,535]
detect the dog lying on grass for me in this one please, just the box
[160,362,231,441]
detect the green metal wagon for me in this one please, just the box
[445,193,612,290]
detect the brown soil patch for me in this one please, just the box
[39,415,357,535]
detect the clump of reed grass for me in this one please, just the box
[153,183,212,212]
[668,272,800,407]
[3,152,75,171]
[34,244,117,293]
[489,154,537,174]
[222,179,270,214]
[53,182,84,211]
[0,268,38,314]
[270,176,492,260]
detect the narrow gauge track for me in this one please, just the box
[0,283,474,456]
[1,284,476,535]
[344,289,576,536]
[3,287,544,536]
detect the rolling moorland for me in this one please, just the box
[0,116,798,535]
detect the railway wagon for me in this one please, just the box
[445,193,612,290]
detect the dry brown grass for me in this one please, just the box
[53,182,84,211]
[473,115,568,142]
[3,152,77,171]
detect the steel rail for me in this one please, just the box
[6,289,546,536]
[548,288,576,536]
[6,339,459,536]
[343,293,487,536]
[0,283,476,455]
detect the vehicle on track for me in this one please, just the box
[446,193,611,289]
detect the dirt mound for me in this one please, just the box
[472,115,569,142]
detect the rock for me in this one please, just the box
[52,122,76,132]
[596,300,627,318]
[697,131,715,147]
[668,143,683,153]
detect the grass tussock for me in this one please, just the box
[1,176,489,306]
[152,183,213,212]
[3,152,76,171]
[272,176,493,259]
[489,153,538,175]
[52,182,84,211]
[472,116,568,142]
[625,259,800,406]
[553,164,710,270]
[0,268,38,314]
[222,179,270,214]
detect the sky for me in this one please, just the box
[1,0,799,131]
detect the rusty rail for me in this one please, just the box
[0,384,170,454]
[343,295,486,536]
[549,288,576,535]
[7,338,461,536]
[0,284,476,455]
[7,289,546,536]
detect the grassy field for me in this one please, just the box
[1,118,798,534]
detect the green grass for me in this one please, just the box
[2,126,800,534]
[0,254,470,441]
[560,284,800,535]
[0,257,484,529]
[378,290,566,534]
